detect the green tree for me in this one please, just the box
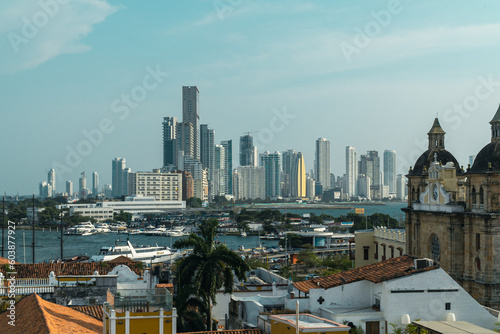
[211,196,229,209]
[279,233,303,249]
[297,245,319,272]
[186,197,202,208]
[113,210,132,223]
[38,206,60,225]
[174,218,250,330]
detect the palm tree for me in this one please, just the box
[174,218,250,330]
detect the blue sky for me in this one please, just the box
[1,0,500,195]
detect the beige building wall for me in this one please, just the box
[355,227,406,268]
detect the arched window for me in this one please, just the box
[472,187,477,206]
[479,187,484,206]
[431,234,440,261]
[417,187,421,203]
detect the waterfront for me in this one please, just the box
[0,202,406,264]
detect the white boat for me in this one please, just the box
[95,223,111,233]
[240,231,247,237]
[90,240,180,263]
[146,227,168,236]
[109,222,128,232]
[65,222,96,236]
[165,226,187,237]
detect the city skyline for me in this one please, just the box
[2,1,500,194]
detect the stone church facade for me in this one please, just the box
[405,107,500,308]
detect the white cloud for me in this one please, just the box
[0,0,117,72]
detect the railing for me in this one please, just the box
[0,285,55,296]
[16,278,50,286]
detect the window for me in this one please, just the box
[472,187,477,205]
[476,233,480,251]
[363,247,369,260]
[479,187,484,206]
[476,257,481,271]
[431,234,440,261]
[445,303,451,310]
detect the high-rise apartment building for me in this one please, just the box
[104,184,112,198]
[92,172,99,197]
[346,146,358,198]
[66,180,73,197]
[176,122,195,158]
[359,151,380,186]
[213,144,225,196]
[291,153,306,198]
[128,169,182,201]
[48,169,56,195]
[79,172,88,199]
[182,86,200,160]
[233,166,265,200]
[239,134,255,166]
[221,140,233,195]
[163,117,178,168]
[260,151,282,199]
[315,138,331,192]
[282,149,298,198]
[200,124,215,197]
[39,181,52,199]
[112,158,127,198]
[396,174,406,200]
[384,150,397,194]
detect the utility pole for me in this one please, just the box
[1,194,5,258]
[32,194,35,263]
[60,207,63,260]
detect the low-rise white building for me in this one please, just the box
[290,256,497,333]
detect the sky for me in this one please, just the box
[1,0,500,196]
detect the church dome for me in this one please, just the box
[408,117,462,176]
[468,104,500,174]
[409,149,462,176]
[469,142,500,173]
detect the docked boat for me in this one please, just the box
[90,240,180,263]
[65,222,96,236]
[95,223,111,233]
[240,231,247,237]
[165,226,187,237]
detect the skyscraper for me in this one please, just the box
[92,172,99,197]
[260,151,282,199]
[47,169,56,195]
[221,140,233,195]
[163,116,178,168]
[213,144,225,196]
[182,86,200,160]
[291,153,306,198]
[79,172,87,198]
[315,138,331,192]
[282,149,299,198]
[200,124,215,197]
[346,146,358,198]
[176,122,195,158]
[112,158,126,198]
[239,134,255,166]
[359,151,380,186]
[66,180,73,197]
[384,150,397,194]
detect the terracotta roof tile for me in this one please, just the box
[0,257,11,265]
[181,330,263,334]
[0,262,143,279]
[107,255,138,263]
[294,256,438,294]
[0,294,102,333]
[71,305,103,321]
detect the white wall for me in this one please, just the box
[382,269,497,329]
[307,280,372,313]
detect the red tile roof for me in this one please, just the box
[294,255,438,293]
[0,262,143,279]
[71,305,104,321]
[0,294,102,333]
[108,255,138,264]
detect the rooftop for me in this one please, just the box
[294,255,438,293]
[413,321,497,334]
[0,294,102,333]
[0,261,143,279]
[271,314,350,332]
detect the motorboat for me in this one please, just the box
[91,240,180,263]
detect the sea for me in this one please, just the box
[1,202,406,264]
